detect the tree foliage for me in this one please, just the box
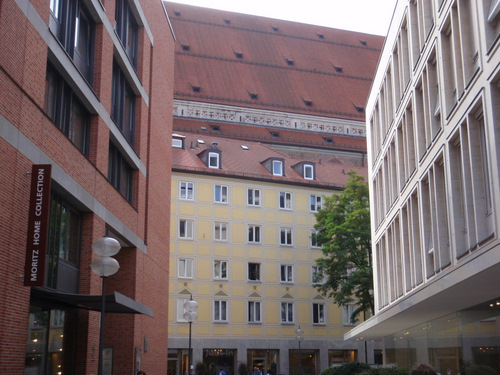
[313,170,373,323]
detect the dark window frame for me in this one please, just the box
[45,64,91,156]
[115,0,139,68]
[111,60,136,146]
[108,142,134,203]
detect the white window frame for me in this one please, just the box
[214,185,228,203]
[310,194,323,212]
[214,300,228,322]
[177,298,191,322]
[311,229,321,248]
[248,301,262,323]
[273,160,283,176]
[247,188,261,206]
[279,191,292,210]
[313,303,325,324]
[209,152,219,168]
[280,227,293,246]
[281,302,294,323]
[178,258,193,279]
[280,264,294,283]
[312,266,327,284]
[214,260,228,280]
[248,225,261,243]
[179,219,193,239]
[172,138,183,148]
[248,262,261,281]
[214,222,228,241]
[179,181,194,200]
[342,304,356,325]
[304,164,314,179]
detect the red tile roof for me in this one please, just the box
[164,2,384,121]
[172,130,368,190]
[173,118,367,153]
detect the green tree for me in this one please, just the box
[313,170,373,323]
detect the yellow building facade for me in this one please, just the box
[168,169,369,375]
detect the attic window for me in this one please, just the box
[271,26,279,32]
[317,32,324,39]
[304,164,314,180]
[272,160,283,176]
[302,95,313,107]
[324,137,333,144]
[241,145,249,150]
[233,47,244,58]
[190,81,201,93]
[284,57,294,66]
[247,86,258,100]
[270,131,280,138]
[197,139,205,144]
[360,40,367,46]
[209,152,220,169]
[224,18,231,25]
[210,125,221,131]
[174,11,181,16]
[172,134,185,149]
[333,64,343,73]
[181,43,190,51]
[354,105,365,113]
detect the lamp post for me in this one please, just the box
[295,326,304,375]
[183,295,198,375]
[90,237,121,375]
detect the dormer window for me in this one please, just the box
[172,134,185,149]
[273,160,283,176]
[304,164,314,180]
[292,161,315,180]
[209,152,220,169]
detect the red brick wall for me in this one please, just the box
[0,0,175,374]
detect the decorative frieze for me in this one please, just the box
[174,100,366,137]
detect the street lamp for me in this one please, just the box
[295,326,304,375]
[184,295,198,375]
[90,237,121,375]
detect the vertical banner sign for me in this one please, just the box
[24,164,52,286]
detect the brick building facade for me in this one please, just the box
[0,0,174,374]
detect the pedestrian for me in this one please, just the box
[411,363,438,375]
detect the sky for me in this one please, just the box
[167,0,399,36]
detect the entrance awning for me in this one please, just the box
[31,286,154,317]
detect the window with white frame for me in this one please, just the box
[248,301,261,323]
[310,194,323,212]
[177,298,190,321]
[342,304,356,325]
[214,185,228,203]
[280,227,293,246]
[214,300,228,322]
[312,266,327,285]
[247,188,261,206]
[313,303,325,324]
[311,229,320,248]
[179,219,193,239]
[280,265,293,283]
[248,225,261,243]
[281,302,294,323]
[304,164,314,179]
[214,260,228,279]
[273,160,283,176]
[178,258,193,278]
[180,181,194,200]
[248,263,261,281]
[209,152,220,168]
[214,222,228,241]
[279,192,292,209]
